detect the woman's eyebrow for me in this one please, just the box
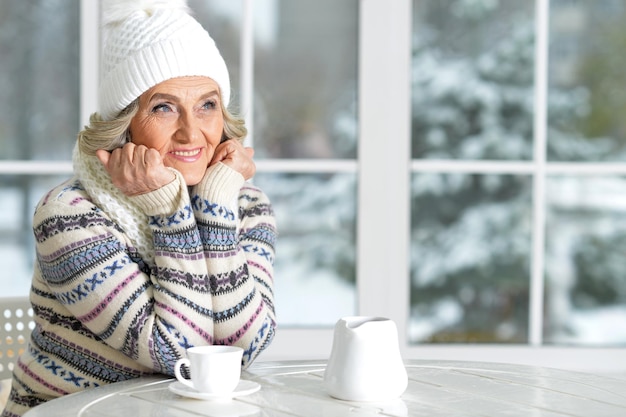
[148,90,220,102]
[148,92,179,103]
[199,90,220,101]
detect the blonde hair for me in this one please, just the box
[78,99,248,156]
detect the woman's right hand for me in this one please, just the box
[210,139,256,180]
[96,143,176,196]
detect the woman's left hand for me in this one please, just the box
[96,143,176,196]
[210,139,256,180]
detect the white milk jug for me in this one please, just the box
[324,316,408,402]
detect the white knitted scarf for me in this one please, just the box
[72,144,155,267]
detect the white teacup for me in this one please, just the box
[174,345,243,394]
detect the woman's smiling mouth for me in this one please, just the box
[169,148,203,161]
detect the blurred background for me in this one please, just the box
[1,0,625,371]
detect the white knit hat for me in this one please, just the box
[99,0,230,121]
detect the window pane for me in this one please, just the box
[409,173,531,343]
[245,1,360,326]
[0,0,79,160]
[254,0,358,159]
[412,0,535,160]
[0,175,68,296]
[254,173,357,326]
[548,1,626,162]
[544,175,626,345]
[189,0,241,102]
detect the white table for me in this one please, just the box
[23,360,626,416]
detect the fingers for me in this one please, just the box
[210,140,256,180]
[103,143,158,168]
[143,147,163,167]
[109,143,142,166]
[96,143,174,196]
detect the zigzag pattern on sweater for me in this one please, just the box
[155,267,212,292]
[6,375,44,411]
[249,260,273,280]
[30,286,62,303]
[216,296,267,343]
[96,283,151,341]
[155,299,214,342]
[37,235,127,287]
[209,265,249,294]
[121,302,153,359]
[197,221,237,249]
[254,275,275,313]
[12,365,61,410]
[155,286,215,319]
[238,190,259,203]
[213,290,255,323]
[150,322,185,375]
[152,225,203,254]
[34,211,121,242]
[33,307,99,340]
[241,223,276,247]
[30,328,136,385]
[238,202,273,220]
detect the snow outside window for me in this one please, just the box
[1,0,625,372]
[409,0,626,348]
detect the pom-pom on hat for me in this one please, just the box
[99,0,230,120]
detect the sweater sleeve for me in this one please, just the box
[34,174,215,375]
[190,163,277,367]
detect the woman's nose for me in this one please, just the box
[175,113,200,143]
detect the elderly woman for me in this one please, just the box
[2,1,276,416]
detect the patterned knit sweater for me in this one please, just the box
[2,162,277,417]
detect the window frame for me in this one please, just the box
[398,0,624,373]
[0,0,624,375]
[262,0,624,374]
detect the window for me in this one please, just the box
[410,1,536,345]
[545,0,626,345]
[1,0,624,372]
[0,0,80,296]
[407,0,626,369]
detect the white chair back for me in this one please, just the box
[1,297,34,380]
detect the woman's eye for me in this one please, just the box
[152,103,172,113]
[202,100,217,110]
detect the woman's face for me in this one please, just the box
[129,76,224,186]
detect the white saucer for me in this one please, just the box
[168,380,260,400]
